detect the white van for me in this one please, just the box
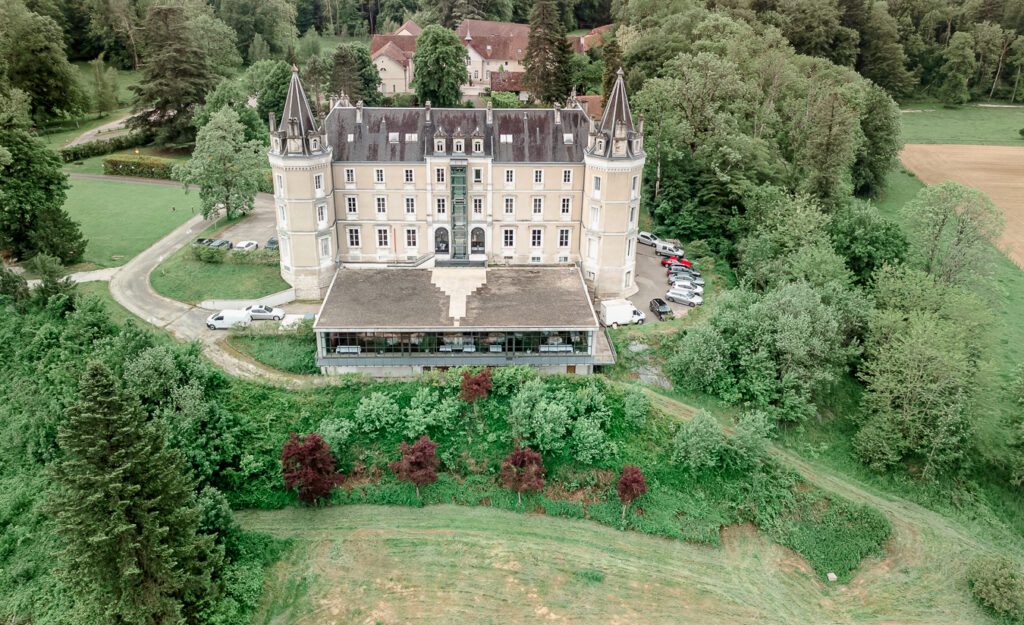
[599,299,646,327]
[655,241,684,257]
[206,309,251,330]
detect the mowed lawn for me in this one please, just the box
[238,503,993,625]
[900,101,1024,145]
[64,178,198,268]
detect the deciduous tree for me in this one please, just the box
[617,464,647,522]
[937,31,977,105]
[90,52,119,114]
[500,446,545,504]
[193,78,268,144]
[411,25,469,107]
[460,368,493,418]
[390,435,439,498]
[281,432,343,505]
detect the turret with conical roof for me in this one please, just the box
[270,65,329,157]
[588,68,643,159]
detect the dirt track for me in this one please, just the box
[900,144,1024,268]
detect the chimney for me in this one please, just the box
[356,100,363,124]
[553,101,561,125]
[637,113,645,136]
[425,100,432,123]
[329,95,338,110]
[486,100,493,125]
[269,112,277,133]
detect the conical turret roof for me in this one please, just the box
[282,64,317,137]
[598,67,634,135]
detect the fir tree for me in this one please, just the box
[601,37,622,106]
[523,0,573,104]
[50,362,220,625]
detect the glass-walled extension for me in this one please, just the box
[320,330,593,357]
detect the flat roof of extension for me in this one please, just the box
[314,266,599,331]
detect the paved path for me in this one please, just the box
[27,266,118,288]
[198,288,296,311]
[64,113,133,148]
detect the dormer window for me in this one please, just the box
[486,45,492,52]
[405,133,418,142]
[311,138,319,150]
[563,133,573,145]
[389,132,400,143]
[473,140,483,153]
[499,134,513,144]
[454,140,464,153]
[347,133,354,142]
[597,139,604,152]
[435,140,445,153]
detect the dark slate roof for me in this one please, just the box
[323,105,590,163]
[281,65,317,139]
[599,67,634,135]
[315,267,597,330]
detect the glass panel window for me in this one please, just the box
[436,197,446,214]
[376,196,386,214]
[278,204,286,224]
[531,228,542,247]
[374,168,384,183]
[592,176,602,198]
[454,140,463,153]
[405,197,416,214]
[503,228,514,247]
[436,168,446,183]
[347,228,360,247]
[558,228,570,247]
[505,169,513,183]
[504,197,514,215]
[629,206,636,224]
[316,204,326,223]
[405,228,417,248]
[435,140,445,153]
[275,174,283,196]
[404,168,414,183]
[562,169,572,183]
[473,140,483,153]
[376,227,389,247]
[473,168,482,182]
[319,236,330,258]
[313,174,323,192]
[590,206,599,229]
[345,168,354,183]
[533,169,543,183]
[473,197,483,214]
[532,197,543,215]
[627,237,633,256]
[561,198,571,214]
[631,175,639,198]
[346,196,357,213]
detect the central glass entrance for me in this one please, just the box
[450,165,467,260]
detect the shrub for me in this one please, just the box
[392,93,418,107]
[967,555,1024,620]
[280,432,342,505]
[490,91,520,108]
[672,410,724,472]
[390,435,439,498]
[228,248,279,266]
[500,446,545,505]
[189,245,228,263]
[491,365,537,396]
[573,568,604,583]
[354,392,400,433]
[58,132,152,162]
[622,387,651,427]
[318,417,354,455]
[570,416,613,464]
[617,465,648,522]
[102,154,177,179]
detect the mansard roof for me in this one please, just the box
[281,65,317,140]
[323,105,590,163]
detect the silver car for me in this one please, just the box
[638,231,659,246]
[666,288,703,307]
[244,304,285,320]
[669,279,704,295]
[668,273,705,286]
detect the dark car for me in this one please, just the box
[649,298,673,321]
[191,237,213,247]
[669,266,701,278]
[265,237,279,251]
[209,239,233,249]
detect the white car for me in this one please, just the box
[244,304,285,320]
[206,309,251,330]
[669,279,704,295]
[235,240,259,252]
[638,231,659,246]
[666,289,703,307]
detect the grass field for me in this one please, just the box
[900,101,1024,145]
[37,109,132,149]
[64,146,191,176]
[63,178,198,269]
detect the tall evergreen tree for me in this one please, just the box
[411,25,469,107]
[601,37,622,106]
[523,0,574,103]
[856,2,915,97]
[331,43,382,105]
[50,362,220,625]
[303,51,332,116]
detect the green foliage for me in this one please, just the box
[673,410,725,472]
[938,32,977,106]
[194,78,269,144]
[523,0,574,103]
[330,44,381,106]
[622,386,651,427]
[354,392,401,434]
[57,130,152,163]
[251,61,292,123]
[601,37,622,104]
[103,153,176,179]
[488,90,521,108]
[968,555,1024,620]
[411,25,469,108]
[189,244,228,263]
[89,53,118,114]
[574,568,605,583]
[827,199,906,284]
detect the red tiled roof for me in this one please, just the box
[456,19,530,39]
[576,95,604,120]
[371,34,416,63]
[395,20,422,36]
[490,71,525,91]
[466,35,530,61]
[570,24,613,53]
[374,40,412,67]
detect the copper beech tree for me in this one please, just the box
[390,435,439,498]
[280,432,343,506]
[617,465,648,522]
[460,368,493,419]
[500,446,545,505]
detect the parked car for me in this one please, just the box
[235,240,258,252]
[209,239,233,250]
[649,298,673,321]
[669,279,704,295]
[665,262,695,274]
[206,309,251,330]
[655,241,684,257]
[666,289,703,307]
[668,273,704,286]
[669,266,701,278]
[265,237,279,251]
[638,232,659,246]
[660,255,688,266]
[192,237,213,247]
[244,304,284,320]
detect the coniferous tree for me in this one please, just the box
[50,362,219,625]
[330,43,381,105]
[248,32,271,62]
[523,0,573,104]
[601,37,622,106]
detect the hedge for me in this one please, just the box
[59,132,153,163]
[103,154,177,179]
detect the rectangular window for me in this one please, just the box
[629,206,636,224]
[532,197,542,215]
[346,196,357,214]
[345,168,354,183]
[436,168,446,183]
[533,169,543,184]
[530,255,541,263]
[590,205,599,229]
[558,228,570,247]
[313,174,323,193]
[405,197,416,214]
[500,134,513,144]
[405,133,418,143]
[587,237,597,260]
[473,197,483,215]
[504,197,514,215]
[435,140,445,153]
[562,169,572,184]
[347,228,360,247]
[374,168,384,183]
[592,176,602,198]
[631,175,639,199]
[278,204,286,224]
[436,197,446,214]
[405,228,417,248]
[473,167,482,183]
[473,140,483,153]
[505,169,514,184]
[454,140,463,153]
[625,271,632,289]
[404,168,414,183]
[388,132,399,143]
[319,236,330,258]
[503,228,515,247]
[275,174,283,196]
[316,204,326,223]
[627,238,633,257]
[531,228,542,247]
[376,196,386,215]
[376,227,389,247]
[561,197,571,215]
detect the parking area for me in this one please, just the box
[213,203,277,248]
[628,242,694,321]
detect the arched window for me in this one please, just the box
[471,228,485,254]
[435,227,449,254]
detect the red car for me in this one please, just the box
[661,256,692,268]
